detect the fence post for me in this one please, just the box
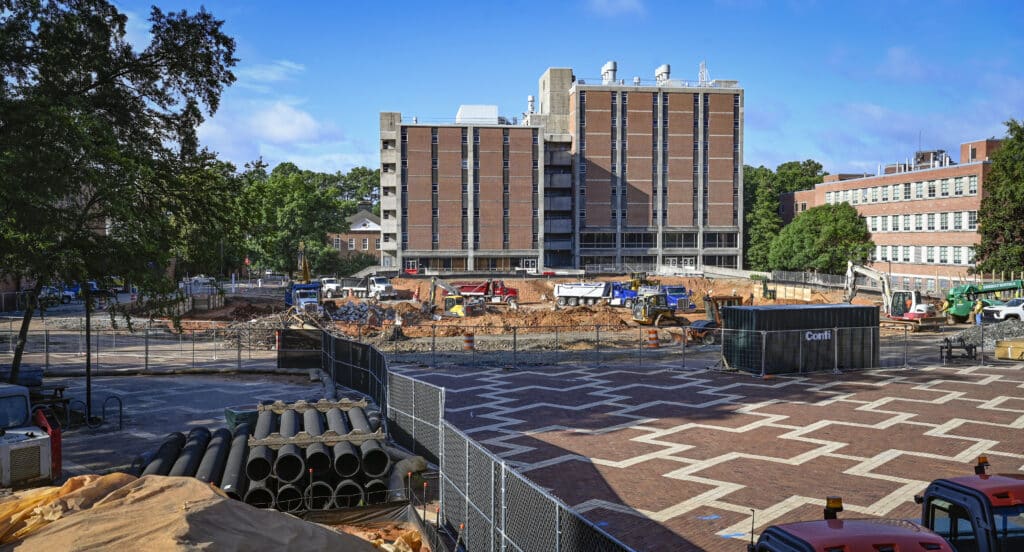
[431,324,436,367]
[95,328,100,371]
[44,329,49,370]
[833,327,839,374]
[192,329,196,369]
[760,330,767,378]
[679,326,686,371]
[903,327,909,368]
[979,316,984,366]
[638,327,643,369]
[555,503,562,552]
[237,331,242,370]
[512,327,517,371]
[595,325,601,366]
[144,328,149,371]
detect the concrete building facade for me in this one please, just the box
[380,62,743,273]
[781,139,1001,290]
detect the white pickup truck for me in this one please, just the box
[983,297,1024,321]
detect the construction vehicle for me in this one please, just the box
[284,243,322,314]
[661,285,695,310]
[338,275,397,300]
[422,277,476,318]
[554,282,609,307]
[451,279,518,307]
[751,457,1024,552]
[685,295,744,345]
[942,280,1024,323]
[0,383,58,487]
[630,291,685,326]
[843,261,945,331]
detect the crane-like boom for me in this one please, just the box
[843,260,893,313]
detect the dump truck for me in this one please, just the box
[339,276,397,300]
[0,383,58,488]
[843,261,945,331]
[285,282,322,314]
[750,457,1024,552]
[942,280,1024,323]
[451,279,518,307]
[553,282,610,307]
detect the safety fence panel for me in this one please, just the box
[385,372,443,465]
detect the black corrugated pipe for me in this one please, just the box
[385,446,428,501]
[195,427,232,485]
[276,481,306,513]
[364,478,389,505]
[333,479,364,508]
[168,427,211,477]
[244,477,277,509]
[274,409,305,483]
[304,480,335,510]
[348,407,391,478]
[317,369,338,400]
[220,423,250,500]
[366,407,382,432]
[302,409,332,475]
[326,408,361,478]
[245,410,277,482]
[141,432,186,476]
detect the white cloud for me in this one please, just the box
[876,46,937,82]
[248,102,322,144]
[586,0,645,16]
[259,143,377,174]
[122,11,152,51]
[236,60,306,83]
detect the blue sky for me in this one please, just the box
[117,0,1024,175]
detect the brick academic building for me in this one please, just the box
[781,139,1001,290]
[379,61,744,273]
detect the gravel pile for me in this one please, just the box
[325,302,396,324]
[955,319,1024,350]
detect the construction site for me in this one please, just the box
[2,269,1024,551]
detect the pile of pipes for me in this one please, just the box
[325,301,397,324]
[139,400,417,514]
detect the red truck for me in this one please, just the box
[451,279,519,307]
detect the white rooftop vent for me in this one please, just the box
[527,95,535,114]
[655,64,671,85]
[601,60,617,84]
[455,105,499,124]
[633,76,641,86]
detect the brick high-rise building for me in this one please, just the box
[781,139,1001,291]
[379,62,744,273]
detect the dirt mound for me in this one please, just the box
[10,475,376,551]
[180,296,282,323]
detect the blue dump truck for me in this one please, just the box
[662,285,695,310]
[285,282,322,314]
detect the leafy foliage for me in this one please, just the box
[774,160,827,193]
[975,119,1024,273]
[743,165,781,270]
[768,203,874,273]
[0,1,237,382]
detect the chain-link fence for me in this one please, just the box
[321,328,633,551]
[0,326,276,372]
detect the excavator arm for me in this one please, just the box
[843,261,894,314]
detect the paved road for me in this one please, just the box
[393,356,1024,551]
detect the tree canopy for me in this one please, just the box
[0,1,237,385]
[768,203,874,273]
[974,119,1024,273]
[774,160,827,193]
[743,161,827,269]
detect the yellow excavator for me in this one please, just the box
[423,277,475,317]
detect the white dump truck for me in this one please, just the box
[341,276,397,300]
[553,282,611,306]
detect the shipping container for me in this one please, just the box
[721,304,880,374]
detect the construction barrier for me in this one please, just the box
[463,333,475,351]
[646,329,659,348]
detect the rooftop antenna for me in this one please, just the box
[698,61,710,86]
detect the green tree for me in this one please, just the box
[340,166,380,205]
[975,119,1024,273]
[743,165,779,270]
[243,163,348,277]
[768,203,873,273]
[0,1,236,394]
[774,160,827,193]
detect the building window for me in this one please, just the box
[968,175,978,194]
[927,181,936,198]
[940,179,949,197]
[892,215,900,231]
[954,177,964,195]
[881,217,888,231]
[375,238,381,249]
[968,211,978,230]
[333,236,342,250]
[800,202,807,212]
[870,187,879,202]
[926,246,935,263]
[915,214,923,231]
[915,182,924,199]
[927,213,935,231]
[903,246,910,262]
[362,238,369,250]
[902,214,910,230]
[851,191,859,205]
[870,216,878,232]
[953,212,962,230]
[903,183,911,200]
[881,187,889,201]
[953,247,962,264]
[939,246,948,264]
[939,213,948,230]
[348,238,355,250]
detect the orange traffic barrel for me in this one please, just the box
[463,333,475,351]
[275,330,281,351]
[646,329,659,348]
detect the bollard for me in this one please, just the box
[646,328,659,348]
[463,333,475,351]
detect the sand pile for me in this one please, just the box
[2,475,376,551]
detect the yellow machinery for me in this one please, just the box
[631,292,683,326]
[424,277,474,317]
